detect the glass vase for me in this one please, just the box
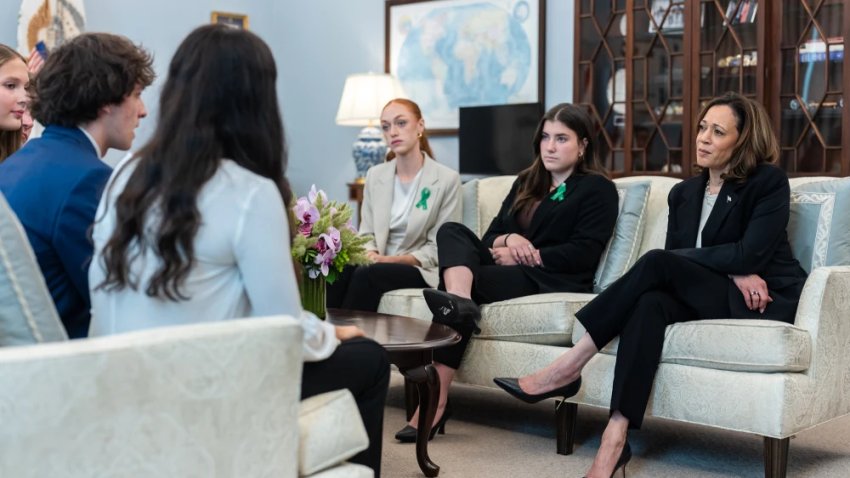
[301,272,327,319]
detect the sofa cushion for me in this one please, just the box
[573,318,811,372]
[788,177,850,273]
[379,289,594,346]
[299,390,369,477]
[593,180,651,292]
[0,193,67,346]
[461,176,516,237]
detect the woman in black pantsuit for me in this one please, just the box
[496,93,808,478]
[394,103,620,442]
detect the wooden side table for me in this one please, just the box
[347,181,365,223]
[327,309,461,477]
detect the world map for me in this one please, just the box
[391,1,536,129]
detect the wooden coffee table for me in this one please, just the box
[327,309,461,477]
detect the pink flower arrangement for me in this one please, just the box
[290,185,369,283]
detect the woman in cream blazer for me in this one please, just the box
[327,99,461,312]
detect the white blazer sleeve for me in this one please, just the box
[233,180,338,362]
[358,167,379,252]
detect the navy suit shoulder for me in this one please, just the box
[0,126,111,338]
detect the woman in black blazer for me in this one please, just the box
[394,103,620,442]
[496,93,807,477]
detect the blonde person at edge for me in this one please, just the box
[396,103,620,443]
[0,44,29,162]
[326,98,461,312]
[88,26,389,476]
[495,93,807,478]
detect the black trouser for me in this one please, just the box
[301,337,390,476]
[434,222,538,368]
[576,249,735,429]
[327,263,429,312]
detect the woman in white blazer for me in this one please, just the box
[327,99,461,311]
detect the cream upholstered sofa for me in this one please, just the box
[378,174,850,478]
[0,193,371,478]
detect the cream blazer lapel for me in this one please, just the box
[369,162,396,254]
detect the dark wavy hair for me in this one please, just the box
[96,25,290,301]
[0,44,26,161]
[383,98,435,160]
[31,33,154,126]
[511,103,607,214]
[696,92,778,181]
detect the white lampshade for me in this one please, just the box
[335,73,406,126]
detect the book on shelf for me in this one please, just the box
[738,0,750,24]
[724,0,757,26]
[748,1,758,23]
[724,0,738,26]
[799,39,845,63]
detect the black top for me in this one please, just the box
[482,173,619,293]
[666,163,808,323]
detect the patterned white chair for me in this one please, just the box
[0,193,371,478]
[379,174,850,478]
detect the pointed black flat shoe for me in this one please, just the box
[394,401,453,443]
[493,376,582,404]
[423,289,481,333]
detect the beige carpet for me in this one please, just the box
[381,374,850,477]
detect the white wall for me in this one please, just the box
[1,0,575,203]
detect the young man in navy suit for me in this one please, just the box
[0,33,154,338]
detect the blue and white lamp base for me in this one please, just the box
[352,126,387,180]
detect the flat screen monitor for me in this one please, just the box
[458,103,543,177]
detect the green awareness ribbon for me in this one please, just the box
[415,187,431,210]
[550,183,566,202]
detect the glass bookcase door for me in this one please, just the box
[778,0,845,174]
[632,0,686,173]
[577,1,627,173]
[698,0,760,101]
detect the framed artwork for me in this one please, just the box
[211,11,248,30]
[385,0,545,135]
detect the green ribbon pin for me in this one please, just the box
[415,187,431,210]
[550,183,566,202]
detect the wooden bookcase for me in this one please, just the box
[575,0,849,177]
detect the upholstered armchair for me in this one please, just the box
[0,193,372,478]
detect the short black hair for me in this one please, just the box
[31,33,154,126]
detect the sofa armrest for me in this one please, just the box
[791,266,850,425]
[299,389,369,477]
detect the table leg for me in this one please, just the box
[401,363,441,477]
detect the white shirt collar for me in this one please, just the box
[77,126,104,158]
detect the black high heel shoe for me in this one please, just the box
[610,441,632,478]
[394,400,453,443]
[423,289,481,333]
[583,441,631,478]
[493,376,582,403]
